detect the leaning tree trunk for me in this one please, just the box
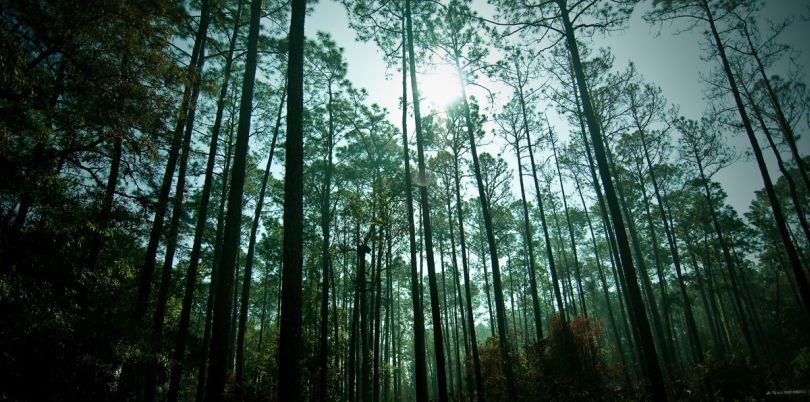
[556,1,666,398]
[508,101,544,340]
[134,0,210,321]
[739,75,810,249]
[637,128,704,364]
[452,50,517,399]
[204,0,261,398]
[702,0,810,319]
[167,2,242,400]
[521,94,567,322]
[145,14,209,399]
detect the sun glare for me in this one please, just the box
[417,64,462,111]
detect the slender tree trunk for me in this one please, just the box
[168,2,242,400]
[195,118,235,402]
[451,54,516,398]
[556,1,666,398]
[235,81,285,384]
[629,160,677,367]
[738,21,810,194]
[637,130,704,364]
[703,0,810,318]
[316,78,335,402]
[451,147,484,401]
[549,133,587,316]
[373,223,384,402]
[405,0,449,399]
[360,241,372,402]
[523,106,566,322]
[573,169,631,385]
[145,15,209,399]
[204,0,260,397]
[399,16,428,400]
[276,0,306,398]
[135,0,210,322]
[509,113,544,340]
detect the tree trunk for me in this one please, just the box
[703,0,810,319]
[405,0,449,399]
[509,100,544,340]
[399,16,428,400]
[451,145,485,401]
[204,0,260,397]
[235,80,285,384]
[452,53,516,399]
[168,2,241,400]
[135,0,210,321]
[523,103,566,322]
[637,128,704,364]
[556,1,666,398]
[549,133,587,316]
[276,0,307,398]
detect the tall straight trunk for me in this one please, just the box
[444,180,472,400]
[451,147,484,401]
[612,159,673,371]
[438,237,454,397]
[135,0,210,322]
[702,0,810,318]
[235,82,285,384]
[694,159,759,359]
[151,10,209,341]
[373,224,384,402]
[685,237,726,355]
[549,133,587,316]
[348,266,360,402]
[509,121,544,340]
[405,0,449,399]
[360,240,372,402]
[625,157,676,366]
[195,119,235,402]
[573,169,631,385]
[451,55,516,400]
[276,0,306,398]
[204,0,261,397]
[168,2,242,400]
[556,1,666,398]
[399,17,428,401]
[317,81,335,402]
[384,228,393,402]
[480,226,496,339]
[228,251,241,371]
[637,130,704,364]
[145,11,210,398]
[523,108,566,322]
[549,192,577,316]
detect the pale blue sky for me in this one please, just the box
[305,0,810,216]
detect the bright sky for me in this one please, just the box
[306,0,810,216]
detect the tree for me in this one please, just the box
[277,0,307,398]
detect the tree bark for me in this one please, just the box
[556,1,666,398]
[405,0,449,399]
[204,0,261,397]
